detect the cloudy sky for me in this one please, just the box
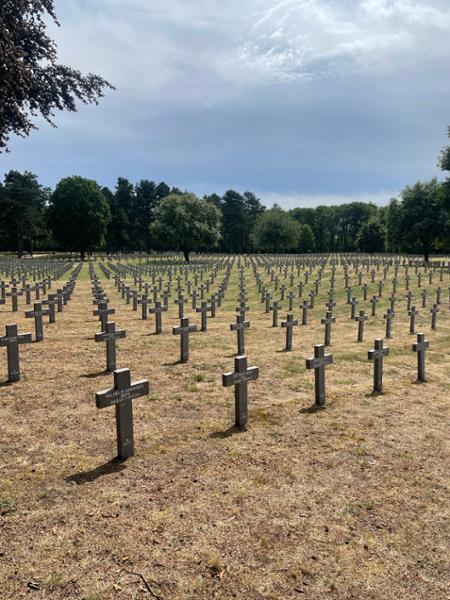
[2,0,450,208]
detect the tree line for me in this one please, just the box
[1,127,449,261]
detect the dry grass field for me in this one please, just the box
[1,256,449,600]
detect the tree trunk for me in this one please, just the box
[80,250,86,261]
[183,249,190,262]
[423,242,430,263]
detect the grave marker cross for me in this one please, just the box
[230,314,250,355]
[0,323,32,382]
[281,313,298,351]
[96,368,149,460]
[95,321,126,372]
[368,338,389,393]
[25,302,49,342]
[173,318,197,362]
[412,332,429,382]
[222,355,259,430]
[305,344,333,406]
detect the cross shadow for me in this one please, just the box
[225,352,239,358]
[299,403,326,414]
[276,348,292,353]
[162,360,185,366]
[209,425,246,439]
[365,390,385,397]
[65,458,127,484]
[0,380,14,387]
[412,379,427,385]
[81,370,109,379]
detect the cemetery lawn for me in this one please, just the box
[1,260,449,599]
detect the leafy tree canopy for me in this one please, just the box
[252,208,301,253]
[0,170,48,255]
[0,0,113,150]
[356,216,386,253]
[48,176,110,259]
[150,193,221,261]
[397,178,445,261]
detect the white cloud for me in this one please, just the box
[52,0,450,97]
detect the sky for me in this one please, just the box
[2,0,450,208]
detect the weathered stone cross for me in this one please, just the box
[230,314,250,355]
[96,368,149,460]
[222,355,259,429]
[368,338,389,393]
[281,313,298,351]
[305,344,333,406]
[0,324,32,382]
[25,302,49,342]
[173,317,197,362]
[412,332,429,382]
[95,321,126,372]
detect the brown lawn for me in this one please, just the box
[1,256,449,600]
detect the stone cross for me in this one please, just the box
[430,303,439,330]
[270,301,280,327]
[149,301,167,334]
[321,311,336,346]
[288,291,294,311]
[281,313,298,351]
[43,294,58,323]
[368,338,389,393]
[96,368,149,460]
[222,355,259,430]
[138,295,149,320]
[25,302,49,342]
[175,295,188,319]
[384,308,395,338]
[94,302,115,332]
[0,323,32,382]
[95,321,126,372]
[305,344,333,406]
[370,295,379,316]
[7,286,23,312]
[230,314,250,355]
[196,301,210,332]
[349,297,358,319]
[173,317,197,362]
[406,291,413,311]
[408,306,418,334]
[300,300,309,325]
[355,310,368,342]
[412,332,429,382]
[421,289,427,307]
[235,301,249,318]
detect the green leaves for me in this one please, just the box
[151,193,221,261]
[48,176,111,257]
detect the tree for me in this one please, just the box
[220,190,247,253]
[243,192,265,252]
[134,180,160,251]
[298,223,316,253]
[289,207,316,237]
[356,217,386,253]
[385,198,402,252]
[397,178,445,262]
[252,208,301,253]
[0,0,113,151]
[150,193,221,262]
[0,170,48,256]
[48,176,110,259]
